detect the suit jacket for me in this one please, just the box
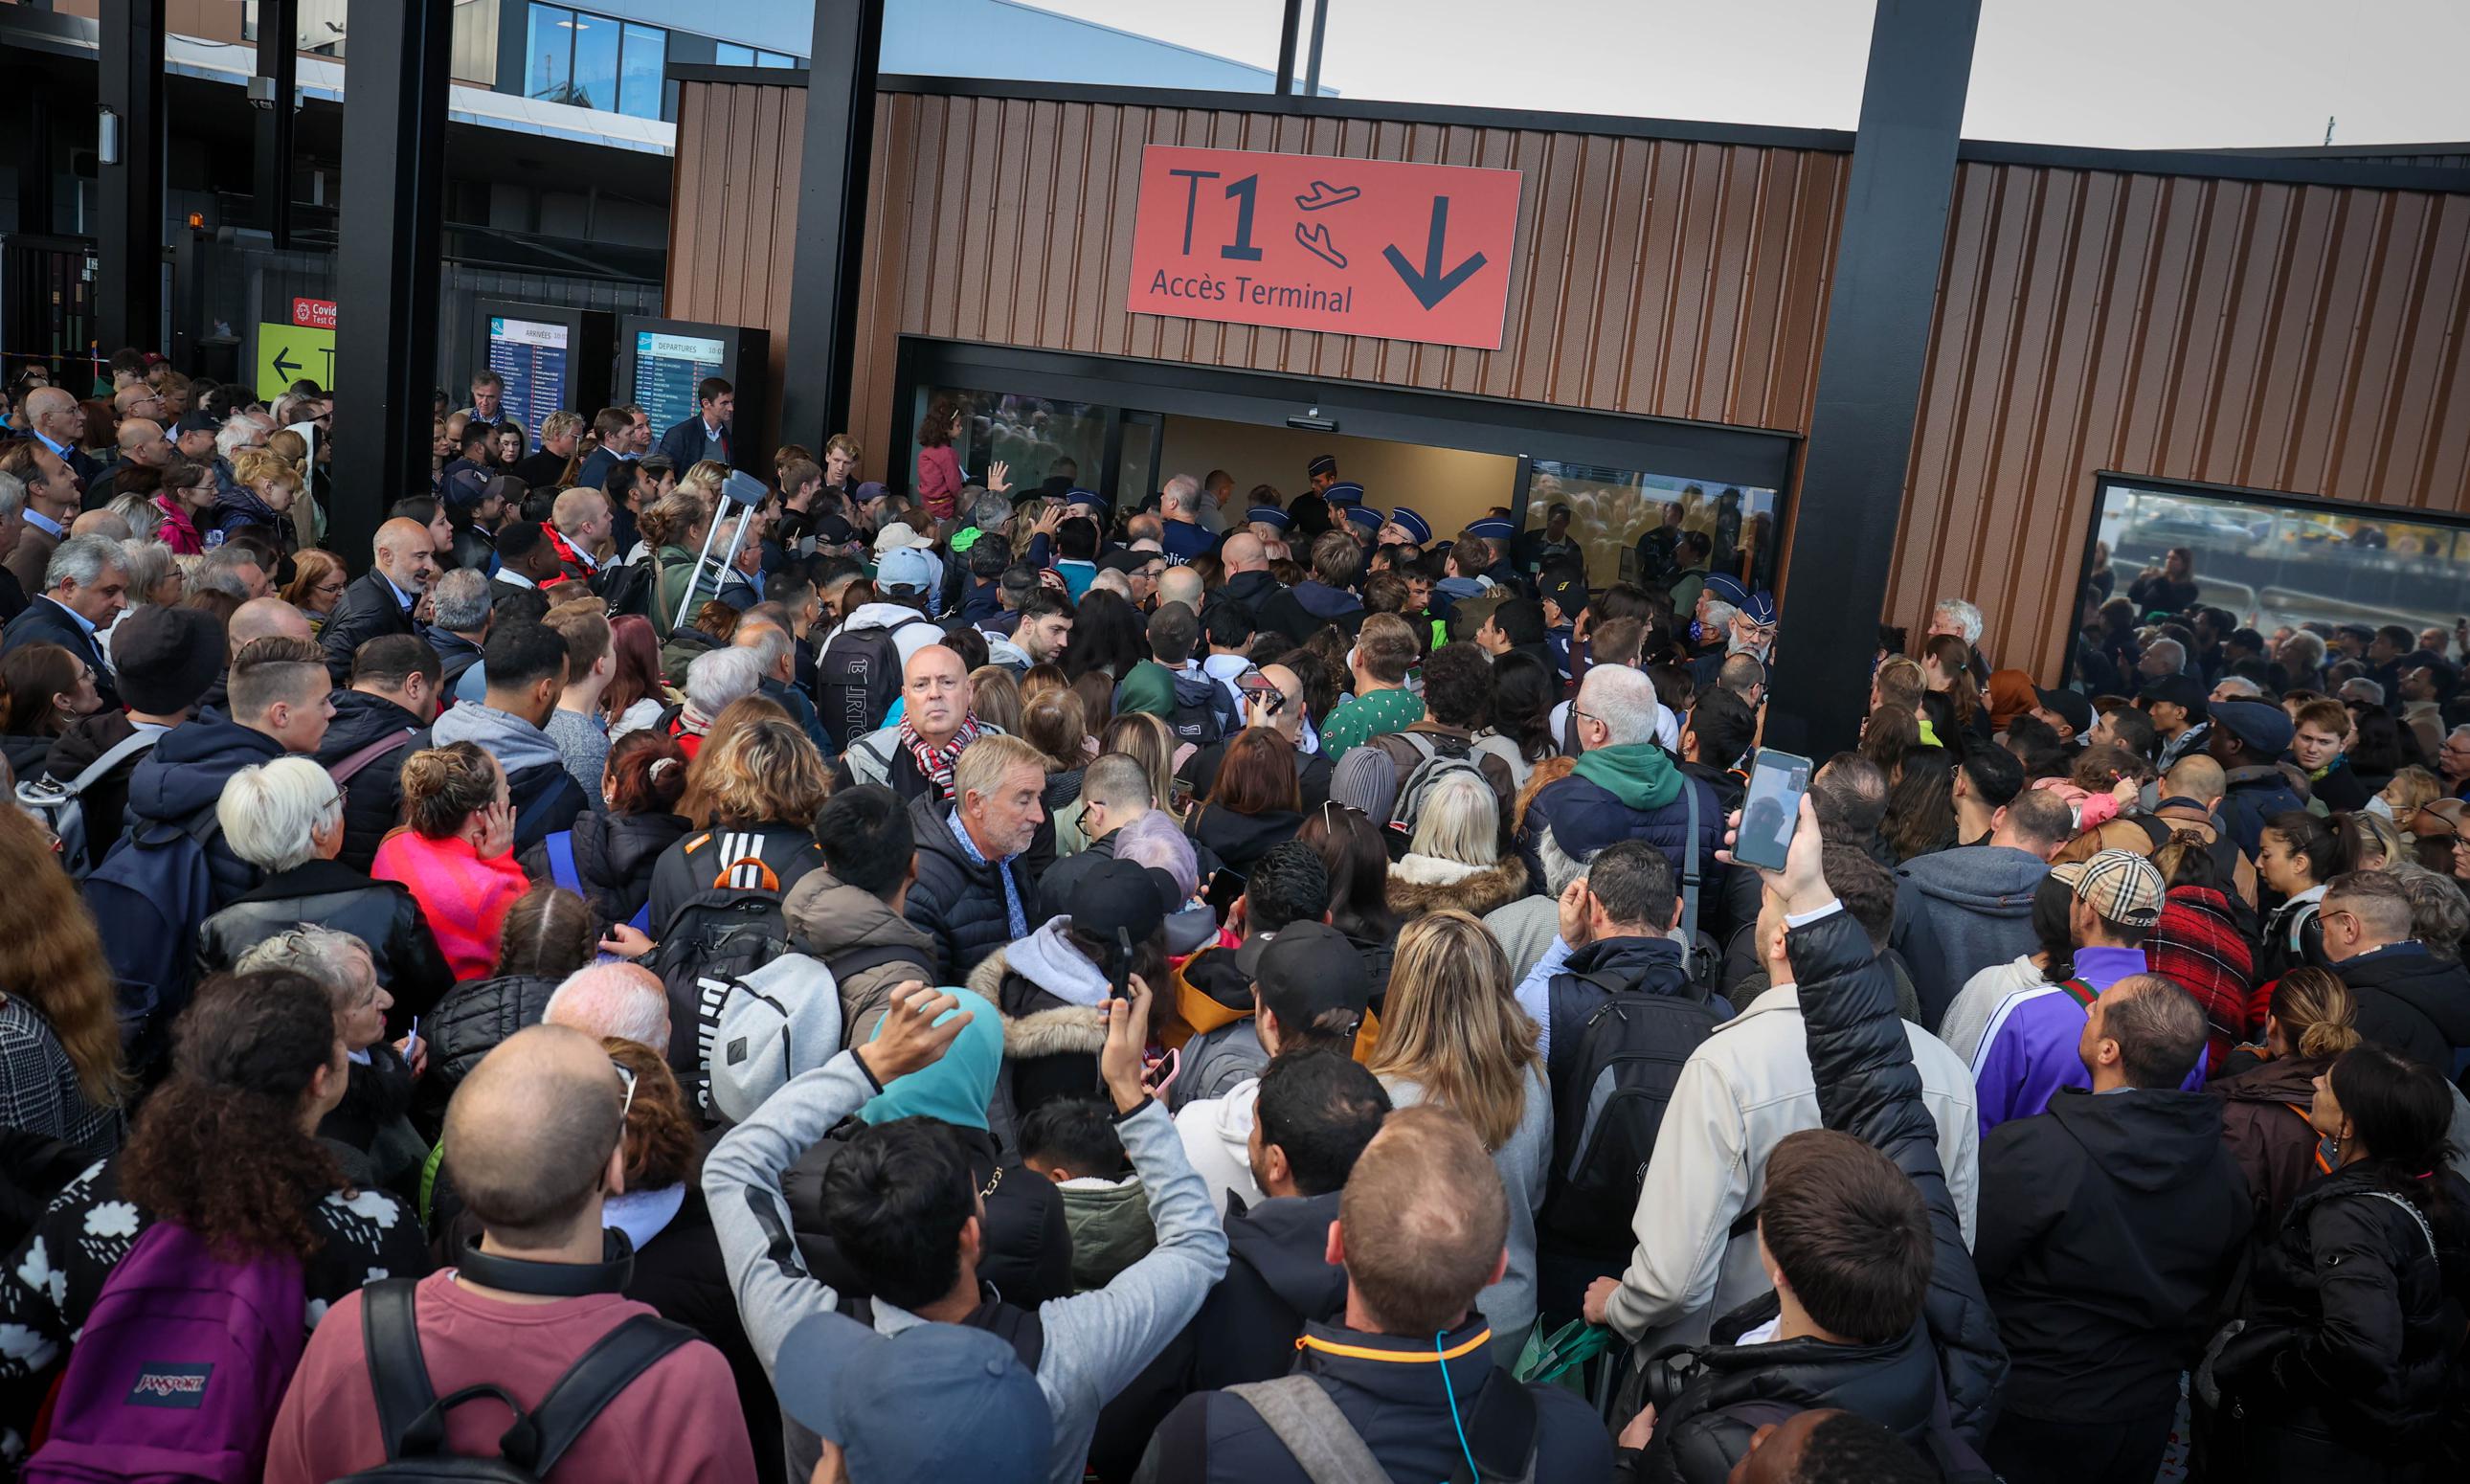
[3,524,58,601]
[320,570,418,682]
[1,596,119,711]
[657,416,732,469]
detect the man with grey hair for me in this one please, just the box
[1159,472,1212,564]
[322,517,438,680]
[2337,676,2385,708]
[545,962,672,1054]
[1518,662,1723,893]
[20,385,101,485]
[191,540,270,602]
[426,567,494,702]
[2209,674,2263,705]
[683,643,765,736]
[733,613,830,751]
[2,532,129,709]
[2137,636,2188,681]
[1930,595,1991,680]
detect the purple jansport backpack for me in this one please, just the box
[25,1222,307,1484]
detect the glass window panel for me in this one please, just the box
[759,51,799,68]
[527,5,575,102]
[619,22,667,120]
[918,386,1110,501]
[882,0,1288,94]
[1527,462,1782,602]
[2076,479,2470,693]
[569,10,621,113]
[714,42,755,67]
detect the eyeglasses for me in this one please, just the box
[611,1058,638,1120]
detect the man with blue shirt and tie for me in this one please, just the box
[19,387,101,486]
[319,519,440,681]
[2,533,128,710]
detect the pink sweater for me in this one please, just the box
[370,830,531,980]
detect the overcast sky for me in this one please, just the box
[1037,0,2470,149]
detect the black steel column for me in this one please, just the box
[330,0,451,569]
[1273,0,1303,96]
[779,0,885,448]
[1762,0,1980,757]
[254,0,300,246]
[95,0,166,353]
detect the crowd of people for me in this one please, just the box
[0,350,2464,1482]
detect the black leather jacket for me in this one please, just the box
[194,859,454,1033]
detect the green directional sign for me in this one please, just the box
[256,322,336,400]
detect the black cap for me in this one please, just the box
[2136,672,2210,724]
[114,604,226,716]
[2032,686,2094,737]
[1053,855,1178,945]
[1252,922,1371,1040]
[1539,571,1586,618]
[814,512,857,546]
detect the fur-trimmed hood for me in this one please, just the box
[966,937,1111,1058]
[1385,853,1531,921]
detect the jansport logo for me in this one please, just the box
[128,1362,213,1408]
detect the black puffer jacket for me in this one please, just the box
[194,859,456,1032]
[902,793,1039,985]
[313,689,428,874]
[1642,908,2006,1480]
[421,973,562,1113]
[516,808,689,930]
[2216,1161,2470,1471]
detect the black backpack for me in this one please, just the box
[815,622,933,748]
[1536,968,1722,1259]
[339,1278,694,1481]
[595,552,658,622]
[650,885,798,1118]
[1166,670,1239,748]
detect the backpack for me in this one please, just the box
[84,804,224,1065]
[541,831,652,934]
[1536,969,1721,1257]
[650,883,798,1116]
[1380,731,1489,838]
[338,1278,693,1482]
[23,1223,306,1484]
[15,729,158,879]
[1166,669,1239,748]
[703,954,845,1125]
[595,553,657,622]
[816,623,932,748]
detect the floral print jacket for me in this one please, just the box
[0,1155,428,1450]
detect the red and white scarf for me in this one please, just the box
[898,713,982,796]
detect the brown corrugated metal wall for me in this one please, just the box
[669,79,2470,683]
[1893,164,2470,677]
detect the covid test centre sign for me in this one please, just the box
[1125,146,1523,351]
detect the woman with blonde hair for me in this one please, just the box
[969,664,1023,737]
[1385,769,1531,921]
[2210,967,2364,1237]
[212,446,302,549]
[1022,686,1090,814]
[0,807,126,1154]
[1368,910,1550,1354]
[674,693,794,826]
[649,710,831,929]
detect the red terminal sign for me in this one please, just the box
[291,297,338,330]
[1126,146,1522,350]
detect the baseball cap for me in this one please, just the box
[853,481,892,506]
[1047,854,1178,944]
[1702,573,1750,608]
[1386,506,1431,545]
[113,604,225,716]
[1324,481,1365,506]
[1538,571,1586,618]
[1245,505,1291,531]
[2032,686,2095,737]
[812,511,857,547]
[1252,921,1371,1039]
[774,1315,1050,1483]
[1340,504,1383,533]
[872,521,933,555]
[876,548,936,594]
[2049,849,2165,930]
[2212,698,2294,755]
[2135,672,2210,724]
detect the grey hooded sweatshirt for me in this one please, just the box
[1889,844,2052,1032]
[704,1050,1227,1484]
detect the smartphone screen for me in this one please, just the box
[1732,748,1812,872]
[1236,668,1282,712]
